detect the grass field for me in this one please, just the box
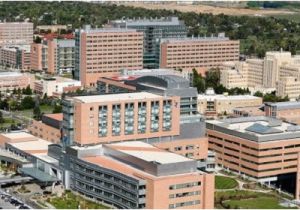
[223,197,292,209]
[0,118,20,129]
[268,12,300,23]
[215,190,295,209]
[15,104,54,118]
[49,191,109,209]
[215,176,238,189]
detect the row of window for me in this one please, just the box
[169,181,201,190]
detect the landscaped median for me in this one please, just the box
[215,175,239,190]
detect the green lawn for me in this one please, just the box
[215,176,238,189]
[215,190,296,209]
[49,191,110,209]
[16,104,54,118]
[224,196,293,209]
[0,118,20,129]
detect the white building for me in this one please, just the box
[34,76,81,97]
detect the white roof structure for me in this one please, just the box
[73,92,162,103]
[9,138,52,151]
[109,141,192,164]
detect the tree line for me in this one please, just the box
[0,2,300,57]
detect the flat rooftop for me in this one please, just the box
[43,113,63,121]
[207,116,300,142]
[198,94,260,101]
[265,101,300,110]
[1,132,37,140]
[0,72,24,78]
[111,17,184,26]
[9,138,51,151]
[72,92,162,103]
[107,141,191,164]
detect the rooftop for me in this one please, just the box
[1,132,37,140]
[265,101,300,110]
[8,138,52,154]
[0,72,24,78]
[2,45,31,52]
[107,141,192,164]
[198,94,260,101]
[79,25,138,33]
[207,116,300,142]
[43,113,63,122]
[72,92,162,103]
[110,17,185,26]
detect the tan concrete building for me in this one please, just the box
[30,43,45,71]
[0,72,34,91]
[263,51,292,88]
[206,116,300,199]
[0,45,31,71]
[63,92,180,146]
[28,113,62,144]
[276,76,300,100]
[0,22,33,46]
[160,34,239,72]
[197,88,262,116]
[220,59,264,89]
[74,26,144,87]
[265,101,300,125]
[66,141,214,209]
[36,25,69,33]
[34,76,81,97]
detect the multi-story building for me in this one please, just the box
[197,88,262,117]
[30,43,45,71]
[62,92,180,146]
[220,61,248,89]
[220,51,300,99]
[206,116,300,198]
[34,76,81,97]
[276,76,300,100]
[46,39,75,74]
[0,72,34,91]
[60,141,214,209]
[96,68,193,95]
[0,22,33,46]
[64,74,210,163]
[265,101,300,125]
[30,38,75,74]
[0,45,31,71]
[28,113,62,144]
[108,17,187,69]
[160,33,240,72]
[74,26,143,87]
[263,51,292,88]
[36,25,69,33]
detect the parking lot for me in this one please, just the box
[0,190,31,209]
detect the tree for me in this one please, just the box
[0,111,4,124]
[52,104,62,113]
[254,91,263,97]
[22,85,32,95]
[0,99,9,110]
[21,96,35,110]
[33,105,42,120]
[9,100,19,111]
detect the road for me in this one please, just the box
[0,188,32,209]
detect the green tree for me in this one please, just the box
[22,85,32,95]
[33,105,42,120]
[0,111,4,124]
[21,96,35,110]
[254,91,264,97]
[52,104,62,113]
[9,100,19,111]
